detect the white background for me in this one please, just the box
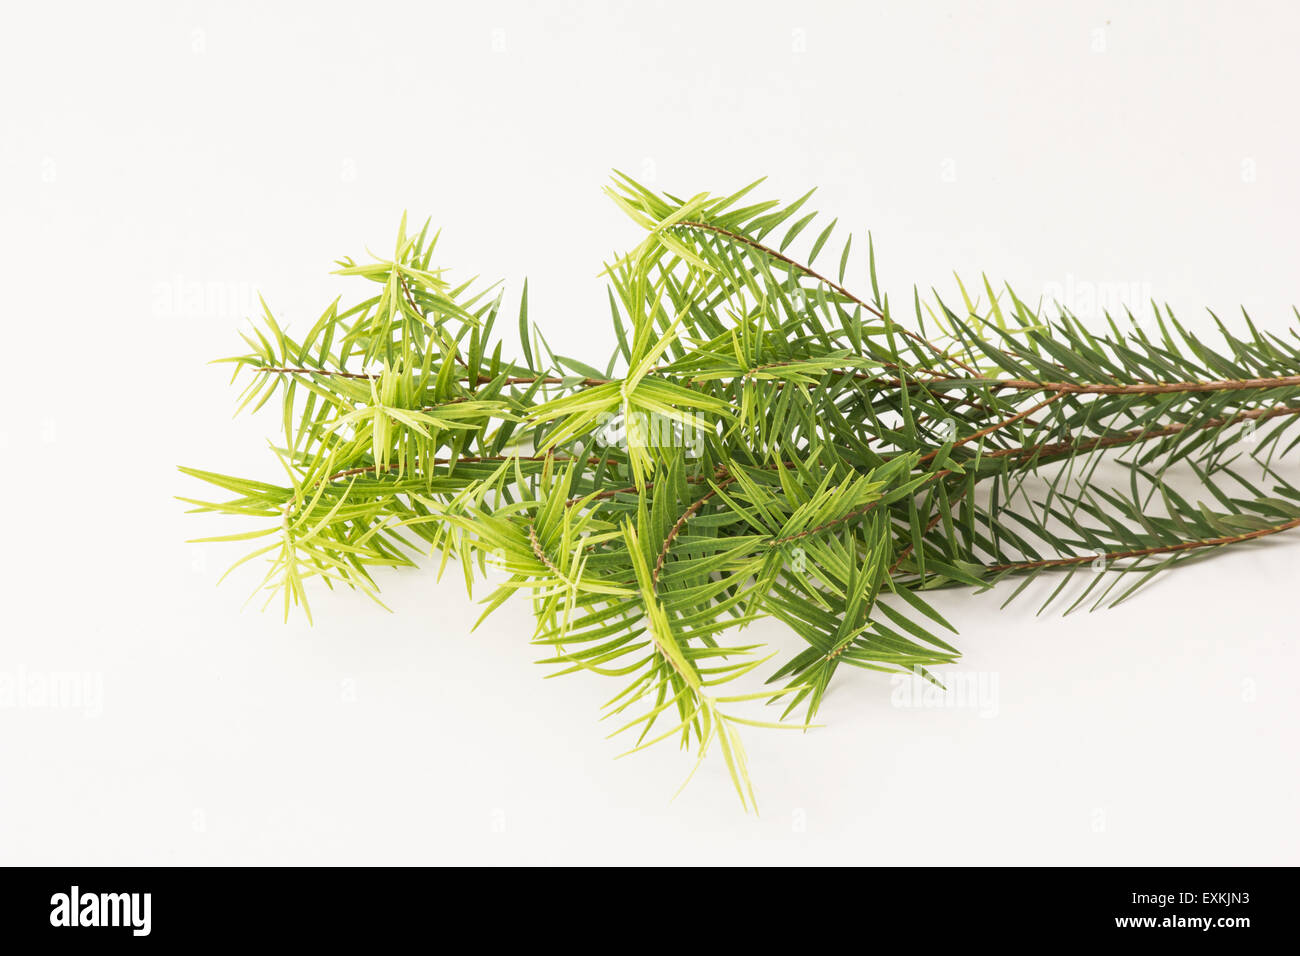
[2,1,1297,864]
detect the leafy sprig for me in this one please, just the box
[183,174,1300,808]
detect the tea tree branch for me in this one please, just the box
[184,175,1300,809]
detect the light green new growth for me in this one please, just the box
[182,175,1300,810]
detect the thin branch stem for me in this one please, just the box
[255,366,376,380]
[653,484,728,584]
[527,520,563,577]
[326,455,603,483]
[985,516,1300,573]
[918,391,1065,465]
[253,361,1300,400]
[984,403,1300,463]
[675,220,982,375]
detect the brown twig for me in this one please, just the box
[255,360,1300,403]
[527,520,563,577]
[675,220,982,375]
[918,391,1065,466]
[887,404,1300,574]
[256,366,376,380]
[984,516,1300,573]
[888,487,967,575]
[652,484,728,584]
[985,403,1300,463]
[326,454,602,483]
[768,498,887,547]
